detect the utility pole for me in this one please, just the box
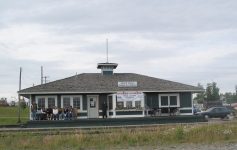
[44,76,49,84]
[17,67,22,123]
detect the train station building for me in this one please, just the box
[18,62,203,120]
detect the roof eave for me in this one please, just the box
[18,89,204,95]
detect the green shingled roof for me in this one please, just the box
[18,73,203,94]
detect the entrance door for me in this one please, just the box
[87,95,99,118]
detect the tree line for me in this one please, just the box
[194,82,237,104]
[0,97,27,108]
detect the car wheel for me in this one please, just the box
[204,115,209,120]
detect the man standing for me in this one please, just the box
[31,102,37,120]
[53,106,59,120]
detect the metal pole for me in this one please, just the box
[41,66,43,84]
[17,67,22,123]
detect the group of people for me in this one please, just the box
[31,101,108,120]
[31,103,78,120]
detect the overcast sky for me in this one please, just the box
[1,0,237,101]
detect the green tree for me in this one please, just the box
[206,82,220,101]
[233,94,237,103]
[235,85,237,94]
[20,98,26,109]
[0,97,9,106]
[223,92,237,104]
[193,83,205,104]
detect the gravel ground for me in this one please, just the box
[155,143,237,150]
[117,143,237,150]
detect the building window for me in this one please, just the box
[126,101,132,109]
[116,101,124,109]
[170,96,177,106]
[159,94,180,108]
[48,97,56,108]
[61,95,82,109]
[135,101,141,108]
[89,98,96,108]
[38,98,45,109]
[73,97,81,109]
[63,97,70,108]
[35,96,57,109]
[161,96,168,107]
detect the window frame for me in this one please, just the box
[73,96,81,109]
[35,96,57,109]
[37,97,46,109]
[61,95,83,109]
[159,94,180,108]
[160,96,169,107]
[135,101,141,108]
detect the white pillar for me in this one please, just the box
[29,95,32,120]
[191,93,194,115]
[141,93,145,116]
[45,98,48,108]
[112,94,116,118]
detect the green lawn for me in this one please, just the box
[0,122,237,150]
[0,106,29,125]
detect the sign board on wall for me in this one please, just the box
[117,91,144,102]
[118,81,137,87]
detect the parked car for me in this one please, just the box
[197,106,235,119]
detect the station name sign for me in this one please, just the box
[118,81,137,87]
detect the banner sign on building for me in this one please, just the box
[118,81,137,87]
[117,91,144,102]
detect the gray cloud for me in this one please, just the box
[2,0,237,33]
[1,0,237,100]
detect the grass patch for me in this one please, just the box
[0,122,237,149]
[0,106,29,125]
